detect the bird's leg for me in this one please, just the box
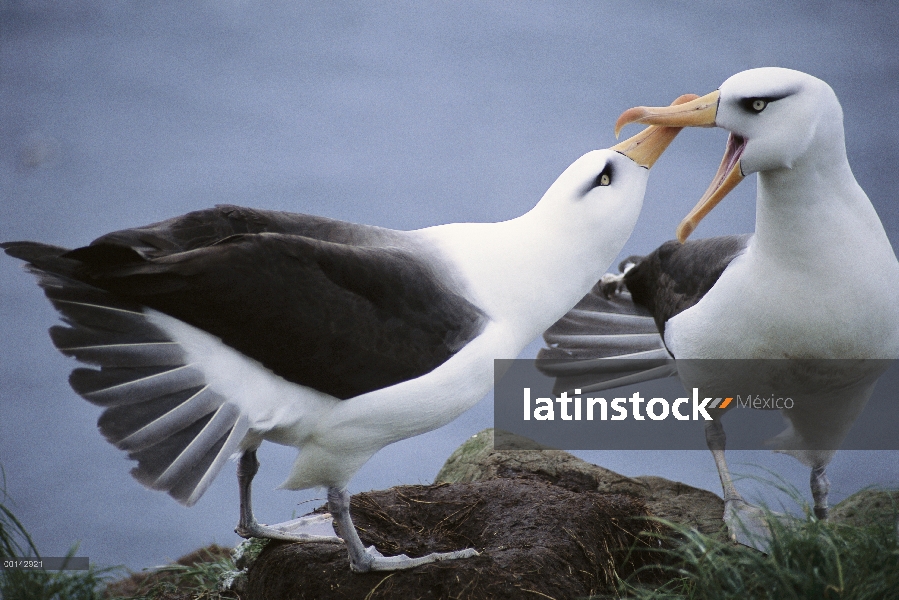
[235,448,261,536]
[327,486,479,573]
[810,464,830,520]
[706,419,777,550]
[234,449,342,543]
[705,419,741,502]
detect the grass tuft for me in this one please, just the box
[1,465,121,600]
[104,545,241,600]
[617,483,899,600]
[0,464,39,561]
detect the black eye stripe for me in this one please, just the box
[739,94,790,113]
[590,163,614,190]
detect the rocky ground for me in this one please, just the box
[105,429,899,599]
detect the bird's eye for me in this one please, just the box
[590,164,613,191]
[739,96,783,114]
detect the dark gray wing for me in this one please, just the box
[538,282,673,393]
[0,249,248,506]
[88,204,407,257]
[537,235,749,393]
[622,234,750,336]
[5,221,486,400]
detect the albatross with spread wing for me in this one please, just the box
[4,102,692,571]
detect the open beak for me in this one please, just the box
[676,133,745,242]
[616,90,746,242]
[610,93,700,169]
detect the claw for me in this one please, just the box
[236,513,343,544]
[351,546,480,573]
[328,486,478,573]
[724,498,790,553]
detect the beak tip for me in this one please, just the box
[675,220,694,243]
[614,107,645,137]
[612,94,701,168]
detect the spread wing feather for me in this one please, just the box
[4,267,243,506]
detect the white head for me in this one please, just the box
[531,148,650,253]
[715,67,843,175]
[534,93,700,254]
[425,104,693,336]
[615,68,847,241]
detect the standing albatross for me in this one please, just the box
[539,68,899,547]
[2,101,691,572]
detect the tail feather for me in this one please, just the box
[547,308,659,334]
[149,403,241,489]
[97,387,204,445]
[541,349,672,375]
[168,415,249,506]
[542,332,663,355]
[50,324,143,349]
[561,289,652,317]
[49,297,165,338]
[128,413,216,487]
[544,364,678,395]
[53,336,186,368]
[5,247,250,506]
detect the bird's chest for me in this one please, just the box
[665,254,899,360]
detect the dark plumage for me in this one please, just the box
[620,234,749,336]
[4,205,487,400]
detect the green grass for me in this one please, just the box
[0,466,38,561]
[0,545,116,600]
[0,462,244,599]
[104,546,242,600]
[0,465,120,600]
[618,487,899,600]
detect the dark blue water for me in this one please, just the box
[2,0,897,571]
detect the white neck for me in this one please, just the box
[415,201,638,348]
[754,150,895,272]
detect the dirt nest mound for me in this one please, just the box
[438,429,727,539]
[246,477,666,599]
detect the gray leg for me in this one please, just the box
[327,487,479,573]
[705,420,740,502]
[235,449,342,543]
[235,449,261,536]
[706,420,778,550]
[810,465,830,520]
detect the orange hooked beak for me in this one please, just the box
[616,90,746,242]
[609,93,701,169]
